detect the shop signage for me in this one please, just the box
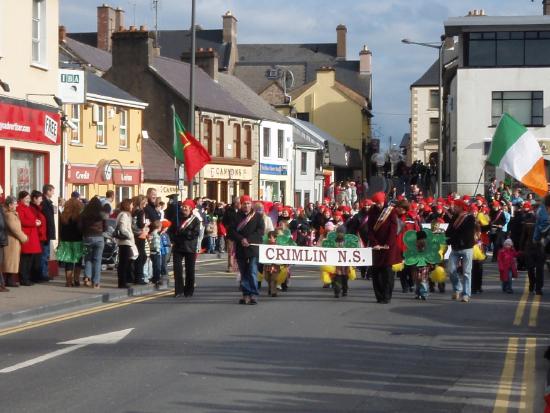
[66,165,141,185]
[58,69,86,104]
[260,163,288,176]
[202,164,252,181]
[0,102,61,145]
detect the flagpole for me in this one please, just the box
[187,0,196,200]
[473,162,486,197]
[171,104,180,231]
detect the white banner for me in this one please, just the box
[258,245,372,266]
[422,223,449,230]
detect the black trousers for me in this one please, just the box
[173,251,196,296]
[398,266,413,291]
[20,253,41,284]
[472,261,483,292]
[117,245,133,288]
[526,246,545,292]
[133,238,146,283]
[333,274,348,296]
[371,266,394,303]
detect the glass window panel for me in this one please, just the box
[510,32,524,39]
[502,100,531,125]
[525,39,550,65]
[497,32,510,39]
[469,33,482,40]
[468,40,496,66]
[533,91,544,99]
[492,91,502,99]
[263,128,270,157]
[497,39,524,66]
[540,32,550,39]
[526,32,538,39]
[491,100,502,118]
[503,91,531,100]
[533,99,544,117]
[483,32,496,39]
[532,116,544,125]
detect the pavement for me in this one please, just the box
[0,256,547,412]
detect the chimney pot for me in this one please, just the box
[222,10,238,44]
[129,25,136,31]
[139,25,146,31]
[58,25,67,44]
[359,45,372,74]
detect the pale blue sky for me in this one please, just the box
[61,0,543,149]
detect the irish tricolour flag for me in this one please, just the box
[488,113,548,196]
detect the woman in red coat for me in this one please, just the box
[16,191,42,286]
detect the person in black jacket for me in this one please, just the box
[0,189,8,292]
[346,199,372,279]
[228,195,265,305]
[144,188,161,222]
[171,199,200,297]
[222,197,241,272]
[40,184,56,282]
[445,200,476,303]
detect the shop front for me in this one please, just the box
[201,164,254,203]
[0,98,61,197]
[65,160,141,203]
[260,163,290,205]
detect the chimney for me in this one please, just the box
[545,0,550,15]
[359,45,372,74]
[59,25,67,44]
[115,7,124,31]
[222,11,237,44]
[111,29,155,69]
[336,24,347,59]
[195,48,219,80]
[97,4,117,51]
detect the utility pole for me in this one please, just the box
[187,0,196,198]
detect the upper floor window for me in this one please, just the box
[243,125,252,159]
[119,109,128,148]
[96,105,105,146]
[277,130,285,158]
[32,0,46,65]
[491,91,543,127]
[301,151,307,174]
[70,104,80,144]
[215,121,224,157]
[233,124,241,158]
[429,118,439,140]
[466,31,550,67]
[263,127,271,158]
[296,112,310,122]
[203,119,213,154]
[429,90,440,110]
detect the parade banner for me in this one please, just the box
[258,245,372,266]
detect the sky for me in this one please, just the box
[61,0,543,149]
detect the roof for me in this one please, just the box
[63,37,112,72]
[411,59,439,88]
[142,138,175,182]
[238,43,337,63]
[216,72,290,124]
[149,56,259,118]
[444,15,550,36]
[86,72,145,105]
[400,133,411,148]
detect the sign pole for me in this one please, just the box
[187,0,196,200]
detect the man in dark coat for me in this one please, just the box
[144,188,161,222]
[40,184,56,282]
[367,192,401,304]
[228,195,265,305]
[346,199,371,279]
[222,197,241,272]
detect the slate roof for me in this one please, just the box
[238,43,338,63]
[142,138,175,182]
[411,59,439,88]
[400,133,411,148]
[63,37,112,72]
[216,73,290,124]
[86,72,145,104]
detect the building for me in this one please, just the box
[409,60,440,166]
[443,5,550,194]
[0,0,61,196]
[61,72,147,202]
[291,125,324,206]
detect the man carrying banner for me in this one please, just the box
[228,195,265,305]
[346,199,372,279]
[367,192,401,304]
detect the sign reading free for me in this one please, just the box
[58,69,86,104]
[0,102,60,145]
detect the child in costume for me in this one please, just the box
[471,222,486,294]
[263,231,282,297]
[411,231,432,300]
[428,220,446,293]
[498,238,519,293]
[333,226,351,298]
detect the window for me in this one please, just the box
[243,125,252,159]
[96,105,105,146]
[233,124,241,158]
[296,112,310,122]
[70,104,80,143]
[277,130,284,158]
[32,0,46,65]
[301,151,307,174]
[116,186,132,204]
[429,90,440,109]
[304,191,311,206]
[294,191,302,207]
[429,118,439,140]
[483,141,492,155]
[10,150,45,196]
[119,109,128,148]
[467,31,550,67]
[203,119,213,154]
[263,128,271,158]
[72,184,88,200]
[215,121,224,157]
[491,91,543,126]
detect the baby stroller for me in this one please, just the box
[102,218,119,270]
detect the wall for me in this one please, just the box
[410,86,439,165]
[294,147,322,205]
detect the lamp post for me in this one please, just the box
[402,38,444,197]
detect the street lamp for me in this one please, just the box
[402,37,444,197]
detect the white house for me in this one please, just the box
[443,7,550,195]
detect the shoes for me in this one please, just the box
[248,298,258,305]
[20,281,34,286]
[270,293,278,297]
[239,298,247,305]
[461,295,470,303]
[506,289,514,294]
[175,293,184,298]
[93,284,100,289]
[0,286,9,292]
[342,291,348,297]
[135,280,147,285]
[452,292,460,300]
[420,296,427,301]
[334,293,340,298]
[536,290,543,295]
[119,284,130,289]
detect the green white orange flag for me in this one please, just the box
[173,112,211,181]
[487,113,548,196]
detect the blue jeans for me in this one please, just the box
[84,236,105,285]
[40,241,50,280]
[447,248,473,297]
[237,256,259,297]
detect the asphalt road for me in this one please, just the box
[0,258,547,413]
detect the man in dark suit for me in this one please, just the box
[228,195,265,305]
[222,197,241,272]
[40,184,56,282]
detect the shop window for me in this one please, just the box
[119,109,128,148]
[70,104,81,144]
[277,130,284,158]
[215,121,224,157]
[96,105,105,146]
[233,124,241,158]
[244,125,252,160]
[31,0,46,65]
[263,128,271,158]
[203,119,213,154]
[10,151,45,196]
[72,184,87,200]
[301,151,307,174]
[491,91,543,126]
[116,186,132,204]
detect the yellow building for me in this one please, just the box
[63,72,148,203]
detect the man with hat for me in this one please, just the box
[489,200,506,261]
[228,195,265,305]
[367,192,402,303]
[346,198,372,279]
[445,199,476,302]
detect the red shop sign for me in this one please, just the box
[66,165,140,185]
[113,168,140,185]
[0,102,61,145]
[66,165,97,184]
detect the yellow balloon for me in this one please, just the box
[348,267,357,281]
[392,262,405,272]
[473,244,486,261]
[430,265,447,283]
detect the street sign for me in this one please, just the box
[58,69,86,104]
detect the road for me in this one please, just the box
[0,258,547,412]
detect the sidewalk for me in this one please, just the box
[0,254,224,325]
